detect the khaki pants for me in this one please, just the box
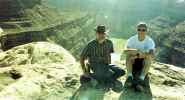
[126,52,152,78]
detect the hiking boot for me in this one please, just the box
[135,78,145,92]
[111,80,123,93]
[125,76,133,87]
[135,84,145,92]
[137,78,145,86]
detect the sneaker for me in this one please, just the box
[111,80,123,93]
[135,78,145,92]
[135,84,145,92]
[125,76,133,87]
[137,78,145,86]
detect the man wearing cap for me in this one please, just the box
[80,25,125,87]
[124,22,155,91]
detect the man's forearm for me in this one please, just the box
[124,48,137,52]
[80,57,87,73]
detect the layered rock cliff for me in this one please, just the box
[0,0,95,59]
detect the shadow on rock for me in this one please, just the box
[71,76,124,100]
[119,76,153,100]
[70,83,107,100]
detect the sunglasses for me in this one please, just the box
[137,28,146,32]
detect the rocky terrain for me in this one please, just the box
[0,42,184,100]
[0,0,184,100]
[0,42,80,100]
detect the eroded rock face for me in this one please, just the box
[0,0,95,59]
[0,42,81,100]
[0,0,41,19]
[149,16,185,67]
[0,42,184,100]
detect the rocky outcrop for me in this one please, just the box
[0,14,95,52]
[0,42,81,100]
[0,42,184,100]
[149,16,185,67]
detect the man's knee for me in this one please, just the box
[144,57,152,66]
[126,55,136,64]
[111,65,125,77]
[116,68,125,76]
[120,69,125,77]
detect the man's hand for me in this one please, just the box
[81,64,90,75]
[145,49,155,59]
[80,57,90,75]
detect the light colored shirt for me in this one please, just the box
[125,34,155,53]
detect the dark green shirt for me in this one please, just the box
[80,39,114,64]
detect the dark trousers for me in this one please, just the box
[88,63,125,83]
[132,58,144,79]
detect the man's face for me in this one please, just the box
[137,26,147,35]
[96,32,106,40]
